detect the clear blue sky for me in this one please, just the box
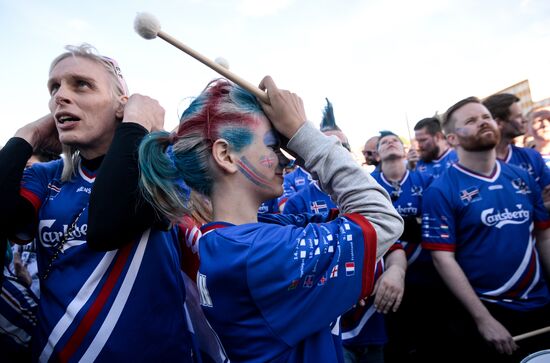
[1,0,549,149]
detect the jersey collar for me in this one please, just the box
[380,169,410,187]
[78,159,97,183]
[496,144,512,163]
[434,148,452,163]
[452,161,501,182]
[200,222,234,235]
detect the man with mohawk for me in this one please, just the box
[283,99,347,216]
[283,100,404,363]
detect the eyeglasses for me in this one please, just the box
[363,150,377,156]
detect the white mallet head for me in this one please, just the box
[214,57,230,70]
[134,12,161,39]
[133,12,269,103]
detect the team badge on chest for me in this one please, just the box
[511,178,531,194]
[459,186,481,205]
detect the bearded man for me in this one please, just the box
[421,97,550,362]
[409,117,457,179]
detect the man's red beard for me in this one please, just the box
[456,126,501,152]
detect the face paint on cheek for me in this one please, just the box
[237,156,273,190]
[454,127,469,137]
[259,154,276,169]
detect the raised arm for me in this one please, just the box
[0,115,59,240]
[87,94,165,251]
[259,76,403,259]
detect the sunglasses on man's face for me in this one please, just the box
[363,150,377,156]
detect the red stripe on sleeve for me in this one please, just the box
[343,213,378,298]
[389,243,404,252]
[421,241,455,252]
[19,188,42,212]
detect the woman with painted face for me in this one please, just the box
[0,44,199,362]
[89,75,403,362]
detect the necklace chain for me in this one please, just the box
[41,208,85,280]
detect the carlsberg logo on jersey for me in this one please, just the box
[396,203,417,216]
[38,219,87,248]
[480,206,530,229]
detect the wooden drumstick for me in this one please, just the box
[134,12,270,104]
[512,325,550,342]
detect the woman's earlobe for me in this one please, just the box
[212,139,238,174]
[115,95,129,119]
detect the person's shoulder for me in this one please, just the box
[498,157,543,183]
[500,160,531,178]
[524,146,547,165]
[26,158,64,178]
[445,149,459,164]
[258,212,304,226]
[409,168,431,183]
[428,164,455,185]
[29,158,63,170]
[421,170,454,202]
[512,144,542,159]
[287,183,313,200]
[204,222,287,245]
[521,145,539,155]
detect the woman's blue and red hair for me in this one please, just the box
[139,79,265,223]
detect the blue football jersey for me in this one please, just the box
[371,170,438,286]
[416,148,457,179]
[280,167,313,203]
[283,183,337,216]
[499,144,550,189]
[19,159,196,362]
[542,153,550,169]
[258,197,280,214]
[340,260,386,347]
[198,212,378,362]
[422,161,550,311]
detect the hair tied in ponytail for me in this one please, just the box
[165,145,192,201]
[168,132,178,144]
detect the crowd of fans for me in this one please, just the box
[1,43,549,363]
